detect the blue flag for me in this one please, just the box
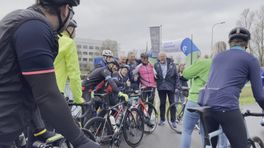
[180,38,200,56]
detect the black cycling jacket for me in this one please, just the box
[83,66,120,93]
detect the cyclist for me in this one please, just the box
[112,64,131,92]
[94,49,114,69]
[82,59,128,103]
[54,19,84,104]
[260,68,264,126]
[133,53,156,126]
[0,0,99,147]
[199,27,264,148]
[180,41,227,148]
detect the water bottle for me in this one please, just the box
[109,115,116,130]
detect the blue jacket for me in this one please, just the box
[200,48,264,111]
[154,58,178,91]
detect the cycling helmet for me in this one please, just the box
[68,19,77,28]
[140,52,148,58]
[102,50,113,57]
[119,64,130,70]
[39,0,80,7]
[107,59,119,67]
[228,27,251,43]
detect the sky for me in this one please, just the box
[1,0,263,55]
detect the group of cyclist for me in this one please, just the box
[0,0,264,148]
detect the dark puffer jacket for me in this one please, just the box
[154,58,178,91]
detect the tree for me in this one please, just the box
[101,39,119,57]
[236,8,255,54]
[237,6,264,66]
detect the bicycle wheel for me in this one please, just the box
[166,102,184,134]
[138,102,158,134]
[84,117,112,147]
[123,108,144,147]
[252,136,264,148]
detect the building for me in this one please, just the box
[75,38,119,76]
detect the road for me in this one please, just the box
[120,104,264,148]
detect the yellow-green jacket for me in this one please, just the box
[54,32,83,103]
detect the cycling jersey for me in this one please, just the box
[112,71,129,91]
[0,9,57,145]
[201,47,264,111]
[0,7,95,147]
[83,66,120,93]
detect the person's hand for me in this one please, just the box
[134,74,139,81]
[118,92,128,102]
[126,80,131,87]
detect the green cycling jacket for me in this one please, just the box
[182,58,211,103]
[54,32,83,103]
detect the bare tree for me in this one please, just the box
[237,6,264,66]
[236,8,255,54]
[251,6,264,66]
[101,39,119,57]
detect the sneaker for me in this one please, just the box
[158,120,165,126]
[171,122,177,128]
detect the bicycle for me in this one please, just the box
[126,89,159,134]
[14,100,96,148]
[188,106,264,148]
[166,86,199,134]
[84,99,144,148]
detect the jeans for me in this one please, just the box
[180,100,203,148]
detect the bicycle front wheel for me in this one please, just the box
[138,102,158,134]
[166,102,184,134]
[84,117,112,146]
[252,136,264,148]
[123,108,144,147]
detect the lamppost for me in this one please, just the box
[211,21,225,50]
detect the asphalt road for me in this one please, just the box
[119,104,264,148]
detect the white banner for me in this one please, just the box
[161,40,182,52]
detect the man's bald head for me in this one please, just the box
[158,52,167,64]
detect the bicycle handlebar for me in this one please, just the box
[242,110,264,117]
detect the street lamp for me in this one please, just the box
[211,21,225,50]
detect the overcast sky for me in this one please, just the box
[1,0,263,54]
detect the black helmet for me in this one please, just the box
[107,59,119,68]
[39,0,80,7]
[68,19,77,28]
[140,52,148,58]
[120,64,130,70]
[228,27,251,43]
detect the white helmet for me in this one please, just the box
[102,50,113,57]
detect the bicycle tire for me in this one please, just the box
[248,138,256,148]
[253,136,264,148]
[137,102,158,134]
[84,117,112,146]
[123,108,144,147]
[166,102,184,134]
[82,128,96,142]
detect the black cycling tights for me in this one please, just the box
[204,109,248,148]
